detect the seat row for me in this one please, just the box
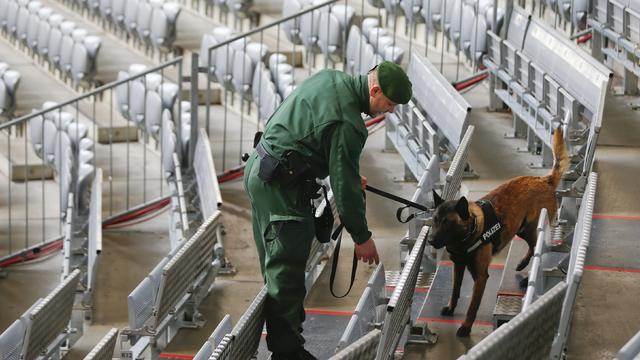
[344,20,402,75]
[0,62,20,118]
[0,0,102,85]
[28,101,96,216]
[282,0,354,62]
[68,0,181,53]
[115,63,181,142]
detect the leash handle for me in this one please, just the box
[329,224,358,298]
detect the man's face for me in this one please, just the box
[369,85,397,115]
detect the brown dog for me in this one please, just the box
[428,127,569,337]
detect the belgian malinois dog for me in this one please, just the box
[429,127,569,337]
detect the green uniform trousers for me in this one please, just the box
[243,153,315,353]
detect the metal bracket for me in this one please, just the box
[407,321,438,345]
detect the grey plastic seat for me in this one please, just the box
[42,120,57,164]
[111,0,126,29]
[135,0,153,46]
[318,11,342,62]
[124,0,140,36]
[421,0,442,30]
[245,42,268,65]
[199,33,218,72]
[76,163,94,212]
[345,25,362,74]
[58,21,77,73]
[145,91,163,137]
[17,1,37,44]
[383,0,402,25]
[383,45,404,64]
[29,115,44,157]
[129,63,148,76]
[367,0,384,9]
[144,73,163,92]
[212,26,233,42]
[299,4,321,51]
[79,137,94,152]
[369,33,393,52]
[251,61,271,102]
[49,111,73,131]
[331,5,354,31]
[59,147,72,214]
[5,0,20,36]
[99,0,112,21]
[466,15,487,62]
[231,50,254,97]
[150,1,180,52]
[275,72,294,96]
[367,27,388,45]
[37,13,61,58]
[0,62,8,76]
[115,71,131,119]
[214,44,234,86]
[161,113,176,175]
[0,0,9,30]
[128,81,146,125]
[0,70,20,115]
[27,6,49,50]
[179,109,189,157]
[282,0,303,44]
[78,149,94,165]
[71,35,101,84]
[47,17,66,66]
[53,130,71,173]
[158,82,179,110]
[268,53,287,71]
[66,122,88,146]
[401,0,422,26]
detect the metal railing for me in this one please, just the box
[200,0,361,171]
[84,328,118,360]
[616,329,640,360]
[331,329,382,359]
[459,281,568,360]
[0,57,185,260]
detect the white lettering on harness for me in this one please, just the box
[482,223,501,241]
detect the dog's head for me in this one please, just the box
[428,190,473,249]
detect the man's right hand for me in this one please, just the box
[354,238,380,265]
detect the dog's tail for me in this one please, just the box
[548,126,569,188]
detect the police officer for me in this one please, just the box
[243,61,412,359]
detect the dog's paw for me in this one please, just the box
[456,325,471,337]
[519,277,529,289]
[441,306,454,316]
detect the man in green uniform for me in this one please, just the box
[243,61,412,359]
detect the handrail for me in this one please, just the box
[1,57,184,130]
[205,0,340,55]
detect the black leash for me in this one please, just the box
[365,185,431,223]
[328,223,358,298]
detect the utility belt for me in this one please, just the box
[255,139,314,189]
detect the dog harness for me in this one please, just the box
[448,200,503,259]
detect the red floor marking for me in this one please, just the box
[305,309,353,316]
[159,354,194,359]
[585,265,640,273]
[417,317,493,327]
[439,260,505,269]
[593,214,640,221]
[497,291,525,297]
[385,285,430,293]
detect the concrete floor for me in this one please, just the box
[1,2,640,360]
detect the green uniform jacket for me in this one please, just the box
[261,69,372,244]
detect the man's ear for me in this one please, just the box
[433,190,445,207]
[455,197,470,220]
[369,84,381,97]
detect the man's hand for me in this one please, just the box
[361,176,367,191]
[355,237,380,265]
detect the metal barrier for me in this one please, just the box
[84,328,118,360]
[0,269,81,360]
[442,125,474,201]
[549,172,598,359]
[0,58,185,261]
[522,208,551,309]
[121,211,224,359]
[193,128,223,219]
[616,329,640,360]
[331,329,382,360]
[589,0,640,95]
[210,286,268,359]
[193,314,233,360]
[337,263,386,350]
[385,51,471,181]
[484,6,611,169]
[458,281,568,360]
[376,225,429,359]
[200,0,356,170]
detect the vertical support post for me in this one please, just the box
[624,52,639,95]
[189,54,199,169]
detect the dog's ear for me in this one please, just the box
[433,190,445,207]
[455,197,470,220]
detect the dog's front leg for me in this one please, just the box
[441,261,465,316]
[458,248,492,337]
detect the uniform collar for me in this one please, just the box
[354,75,371,116]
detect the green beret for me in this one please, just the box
[377,61,412,104]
